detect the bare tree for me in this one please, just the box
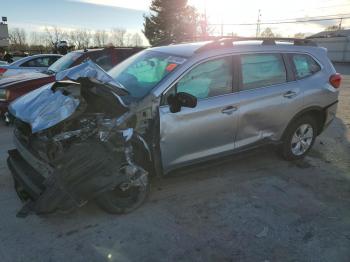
[44,26,67,47]
[131,33,143,46]
[260,27,275,38]
[9,28,27,48]
[30,31,47,46]
[326,25,343,31]
[294,32,305,39]
[93,30,108,47]
[69,29,91,49]
[124,33,132,47]
[111,28,126,46]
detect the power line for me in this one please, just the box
[259,13,350,23]
[209,14,350,26]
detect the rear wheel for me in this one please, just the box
[281,116,318,160]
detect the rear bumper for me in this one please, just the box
[323,100,338,131]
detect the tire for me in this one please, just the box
[281,115,318,161]
[96,177,150,214]
[96,146,151,214]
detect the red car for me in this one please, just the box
[0,47,143,123]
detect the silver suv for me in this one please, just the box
[7,38,341,216]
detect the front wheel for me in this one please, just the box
[281,116,318,160]
[96,170,150,214]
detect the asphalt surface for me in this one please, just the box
[0,64,349,262]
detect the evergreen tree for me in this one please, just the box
[143,0,198,46]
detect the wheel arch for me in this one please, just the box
[282,106,327,140]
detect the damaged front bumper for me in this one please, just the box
[8,131,148,217]
[6,61,152,217]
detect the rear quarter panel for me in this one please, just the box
[298,49,339,111]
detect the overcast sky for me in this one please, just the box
[2,0,350,36]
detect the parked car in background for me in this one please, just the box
[0,61,8,66]
[0,54,62,78]
[6,38,340,216]
[0,47,143,123]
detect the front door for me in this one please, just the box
[159,56,240,172]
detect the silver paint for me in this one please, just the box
[9,83,80,133]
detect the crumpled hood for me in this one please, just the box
[56,60,128,93]
[9,61,128,133]
[9,83,80,133]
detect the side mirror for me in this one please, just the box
[167,92,197,113]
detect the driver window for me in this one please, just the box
[176,56,233,99]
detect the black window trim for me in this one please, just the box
[160,54,239,106]
[287,53,322,80]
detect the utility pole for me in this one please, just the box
[256,9,261,37]
[339,18,343,30]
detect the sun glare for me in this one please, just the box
[188,0,350,36]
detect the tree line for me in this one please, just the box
[9,0,337,53]
[8,26,144,53]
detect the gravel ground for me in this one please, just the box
[0,64,349,262]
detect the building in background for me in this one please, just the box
[0,17,9,48]
[308,29,350,63]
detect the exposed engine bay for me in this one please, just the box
[7,62,154,217]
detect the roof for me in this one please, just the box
[150,42,210,57]
[149,38,318,57]
[73,47,144,54]
[308,29,350,38]
[10,54,63,66]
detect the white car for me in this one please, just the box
[0,54,62,78]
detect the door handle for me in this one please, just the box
[283,91,298,99]
[221,106,238,115]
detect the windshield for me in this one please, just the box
[48,52,82,74]
[108,50,187,98]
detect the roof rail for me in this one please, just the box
[195,37,317,53]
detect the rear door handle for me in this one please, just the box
[283,91,298,99]
[221,106,238,115]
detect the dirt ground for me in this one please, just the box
[0,64,349,262]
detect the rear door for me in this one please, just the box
[235,53,304,148]
[159,55,240,171]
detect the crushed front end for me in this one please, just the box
[7,62,151,217]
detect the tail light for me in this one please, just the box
[0,68,7,74]
[329,73,342,88]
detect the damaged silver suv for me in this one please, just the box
[7,38,341,216]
